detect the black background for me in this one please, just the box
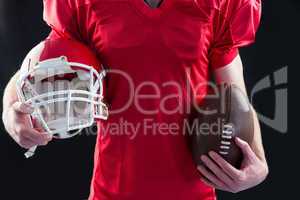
[0,1,297,199]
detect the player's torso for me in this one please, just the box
[80,0,217,199]
[79,0,217,109]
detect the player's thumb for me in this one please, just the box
[12,102,34,114]
[235,137,256,163]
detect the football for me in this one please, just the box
[188,84,255,169]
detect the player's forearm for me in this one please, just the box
[251,107,268,163]
[213,55,268,164]
[2,71,20,117]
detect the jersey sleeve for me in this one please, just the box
[43,0,81,40]
[209,0,262,69]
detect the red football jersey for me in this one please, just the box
[43,0,261,199]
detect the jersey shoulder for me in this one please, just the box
[196,0,260,11]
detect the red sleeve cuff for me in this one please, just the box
[210,48,239,70]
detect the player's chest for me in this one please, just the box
[86,0,215,61]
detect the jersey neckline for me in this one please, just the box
[130,0,173,19]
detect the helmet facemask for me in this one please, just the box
[17,57,108,139]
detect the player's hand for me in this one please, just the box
[197,138,269,193]
[3,102,52,149]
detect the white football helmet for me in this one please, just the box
[16,38,108,139]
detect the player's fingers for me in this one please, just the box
[32,119,46,132]
[15,136,37,149]
[201,154,235,188]
[200,177,221,190]
[25,129,52,146]
[197,165,227,189]
[208,151,242,180]
[12,102,34,114]
[17,114,52,142]
[15,125,52,146]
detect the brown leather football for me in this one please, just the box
[188,84,255,169]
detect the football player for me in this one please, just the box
[2,0,269,199]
